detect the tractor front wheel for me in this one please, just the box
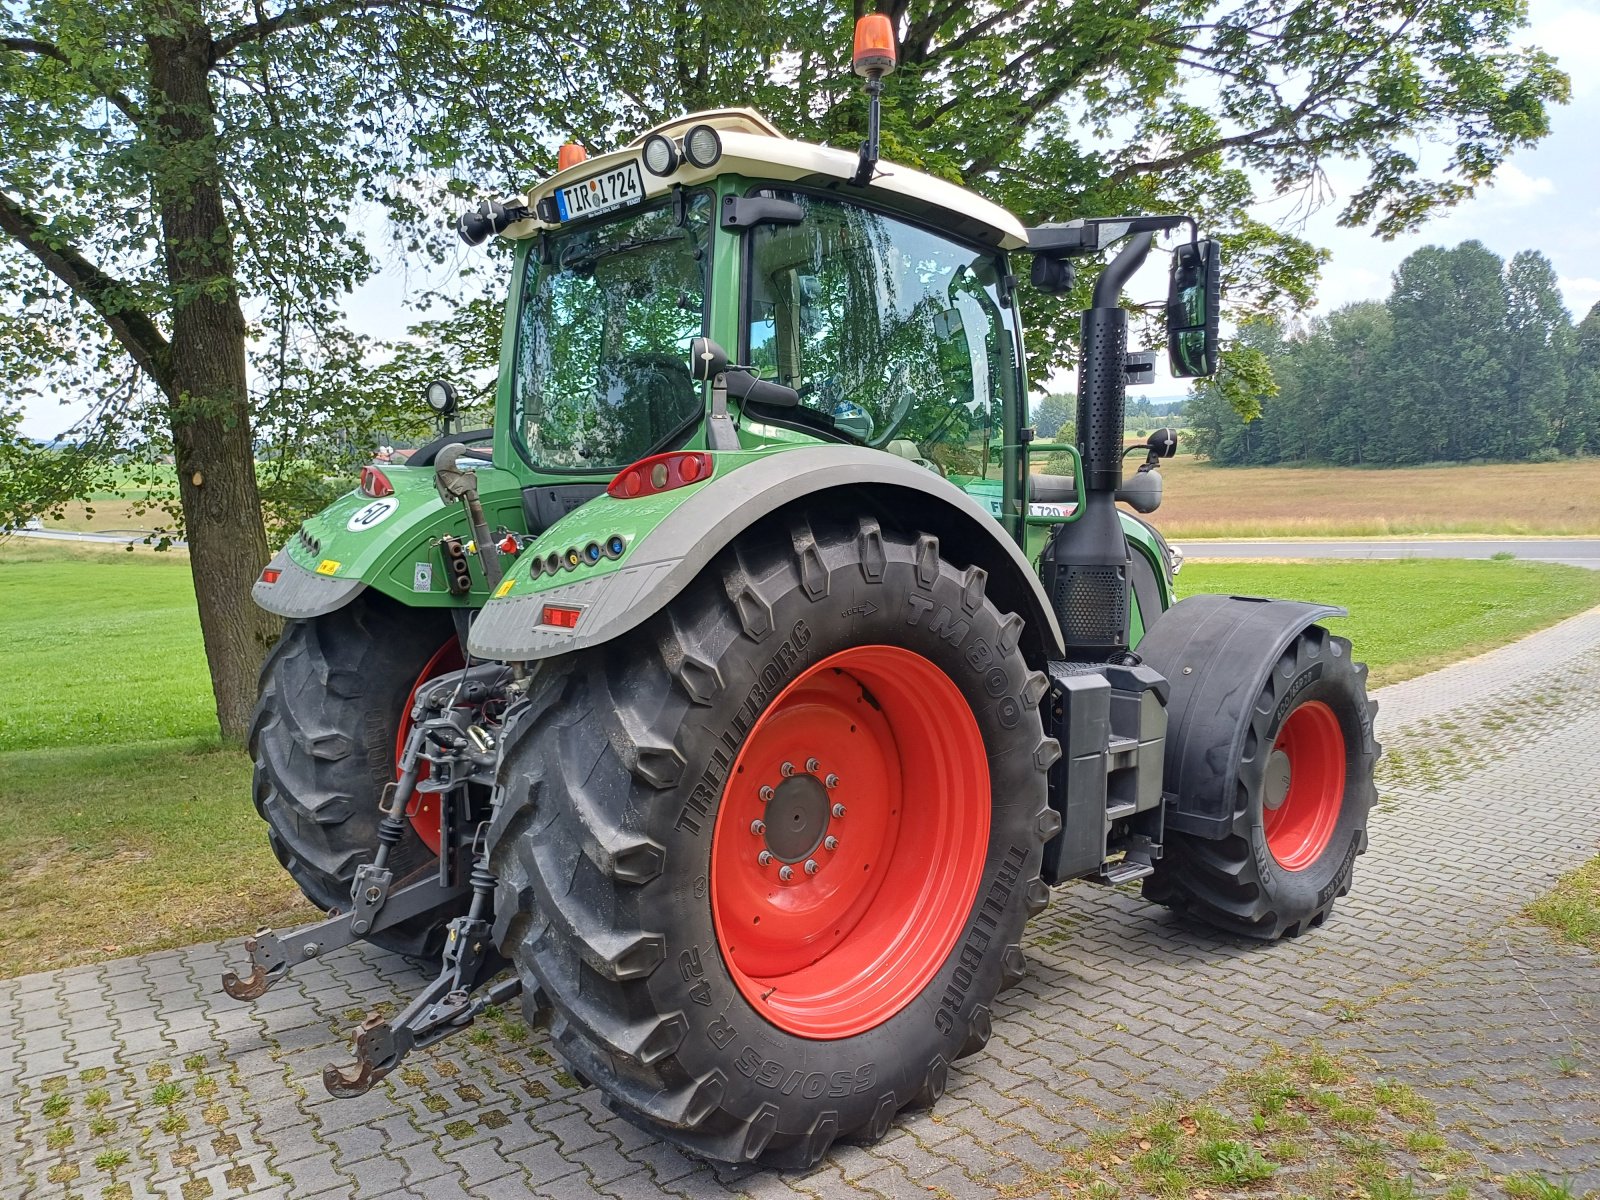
[1143,624,1378,939]
[250,593,464,958]
[487,515,1059,1166]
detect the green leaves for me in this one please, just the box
[1194,243,1598,466]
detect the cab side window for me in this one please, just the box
[746,194,1015,476]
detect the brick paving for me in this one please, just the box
[4,607,1599,1199]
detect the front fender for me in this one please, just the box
[468,446,1065,661]
[253,461,526,619]
[1135,594,1346,839]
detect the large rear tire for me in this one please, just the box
[1142,624,1378,939]
[250,593,464,958]
[487,514,1060,1166]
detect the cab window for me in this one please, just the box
[745,193,1017,479]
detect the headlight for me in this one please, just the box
[681,124,723,170]
[641,134,679,176]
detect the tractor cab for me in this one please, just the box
[457,104,1034,543]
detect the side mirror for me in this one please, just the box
[1166,239,1221,378]
[689,336,729,382]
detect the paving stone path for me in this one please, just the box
[4,609,1599,1200]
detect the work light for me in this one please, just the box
[641,133,679,176]
[682,124,722,170]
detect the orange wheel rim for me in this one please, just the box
[1262,700,1346,871]
[710,646,990,1039]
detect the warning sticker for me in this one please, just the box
[316,559,341,575]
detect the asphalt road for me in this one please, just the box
[1179,536,1600,569]
[3,527,186,547]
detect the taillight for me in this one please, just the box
[260,568,281,584]
[607,452,714,499]
[360,466,394,498]
[541,605,582,629]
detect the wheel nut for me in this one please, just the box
[750,819,766,836]
[806,757,820,772]
[804,859,819,875]
[824,773,840,789]
[758,850,774,866]
[778,865,794,882]
[832,803,846,818]
[780,761,795,777]
[824,836,838,851]
[759,785,775,802]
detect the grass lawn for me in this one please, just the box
[1525,856,1600,954]
[2,540,1598,978]
[0,741,312,977]
[1018,1045,1578,1199]
[0,540,218,750]
[1179,558,1600,686]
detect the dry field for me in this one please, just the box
[1152,454,1600,539]
[35,454,1600,540]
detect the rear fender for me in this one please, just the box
[467,445,1065,662]
[252,462,526,619]
[1134,594,1346,839]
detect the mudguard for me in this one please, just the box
[253,461,526,619]
[468,445,1065,662]
[1134,594,1345,839]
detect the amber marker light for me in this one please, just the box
[557,142,588,170]
[853,12,897,77]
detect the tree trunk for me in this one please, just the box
[149,14,281,742]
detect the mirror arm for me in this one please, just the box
[1093,231,1155,308]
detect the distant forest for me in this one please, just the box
[1189,242,1600,466]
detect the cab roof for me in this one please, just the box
[505,108,1028,252]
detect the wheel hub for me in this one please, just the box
[1263,748,1292,810]
[761,771,832,863]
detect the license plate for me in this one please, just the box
[554,161,645,222]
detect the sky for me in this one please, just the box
[15,0,1600,437]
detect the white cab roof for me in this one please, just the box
[505,108,1027,251]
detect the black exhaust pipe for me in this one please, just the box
[1042,232,1154,661]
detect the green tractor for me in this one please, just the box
[223,18,1378,1168]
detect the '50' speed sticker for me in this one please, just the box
[347,497,399,531]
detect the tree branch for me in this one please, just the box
[1,36,145,123]
[212,0,477,60]
[0,187,172,390]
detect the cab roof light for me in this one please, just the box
[541,604,582,629]
[260,567,281,584]
[681,124,722,170]
[607,451,715,499]
[641,133,680,177]
[558,142,588,171]
[359,465,393,498]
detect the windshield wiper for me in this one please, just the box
[560,233,690,272]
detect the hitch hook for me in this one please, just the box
[220,930,289,1000]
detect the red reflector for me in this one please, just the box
[260,568,281,584]
[606,452,714,499]
[541,605,582,629]
[497,534,520,554]
[360,465,394,498]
